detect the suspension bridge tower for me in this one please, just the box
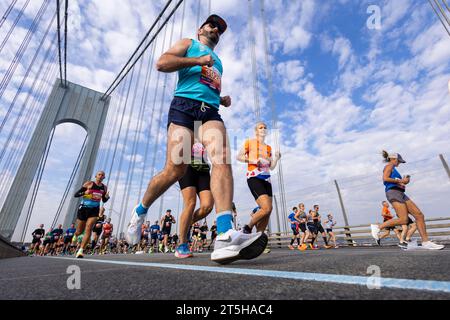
[0,80,110,240]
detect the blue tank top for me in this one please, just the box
[174,39,223,109]
[288,212,297,226]
[384,166,403,192]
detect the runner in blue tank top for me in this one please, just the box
[370,151,443,250]
[126,14,265,265]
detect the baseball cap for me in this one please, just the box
[388,153,406,163]
[201,14,227,34]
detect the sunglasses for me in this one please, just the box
[206,22,224,34]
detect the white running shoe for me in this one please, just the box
[370,224,380,240]
[421,241,444,250]
[211,229,268,265]
[135,251,144,255]
[126,205,146,245]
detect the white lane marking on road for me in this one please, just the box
[49,257,450,294]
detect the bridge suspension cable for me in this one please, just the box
[428,0,450,36]
[0,46,58,208]
[0,0,18,30]
[101,0,184,101]
[56,0,63,85]
[20,127,56,243]
[261,0,288,232]
[248,0,261,121]
[63,0,68,86]
[0,0,30,54]
[0,9,55,136]
[0,0,51,101]
[51,134,88,228]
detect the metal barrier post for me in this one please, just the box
[273,195,282,248]
[334,180,354,246]
[439,154,450,181]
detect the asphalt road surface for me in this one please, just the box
[1,247,450,300]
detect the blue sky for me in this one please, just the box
[0,0,449,241]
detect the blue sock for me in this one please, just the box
[136,203,149,216]
[217,211,233,234]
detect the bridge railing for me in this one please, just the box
[267,217,450,248]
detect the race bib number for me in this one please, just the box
[200,66,221,92]
[258,158,270,173]
[91,191,103,201]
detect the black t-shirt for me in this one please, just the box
[200,226,208,234]
[192,225,200,236]
[32,228,45,240]
[52,228,64,240]
[210,225,217,234]
[162,215,174,229]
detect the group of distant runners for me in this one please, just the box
[287,204,338,250]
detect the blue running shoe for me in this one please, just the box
[175,243,193,259]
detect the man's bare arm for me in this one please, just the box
[156,39,214,73]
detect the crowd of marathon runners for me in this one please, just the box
[26,209,219,257]
[27,197,421,257]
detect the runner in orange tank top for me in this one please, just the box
[237,122,281,258]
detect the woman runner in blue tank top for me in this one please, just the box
[370,151,443,250]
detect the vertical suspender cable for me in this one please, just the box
[117,35,158,233]
[113,57,145,235]
[196,0,201,29]
[149,23,171,222]
[105,72,135,187]
[0,0,18,30]
[0,11,56,136]
[434,0,450,24]
[0,0,30,53]
[261,0,287,231]
[20,127,56,243]
[51,134,88,228]
[105,67,136,229]
[137,25,168,201]
[103,84,128,183]
[248,0,261,121]
[0,48,58,205]
[0,0,51,100]
[429,0,450,36]
[100,0,177,100]
[64,0,69,87]
[56,0,63,84]
[443,0,450,12]
[0,12,57,162]
[63,0,68,86]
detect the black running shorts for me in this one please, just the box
[299,223,307,233]
[178,166,211,192]
[77,206,100,221]
[247,177,273,200]
[162,227,171,235]
[307,223,317,234]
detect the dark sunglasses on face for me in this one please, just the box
[207,22,223,34]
